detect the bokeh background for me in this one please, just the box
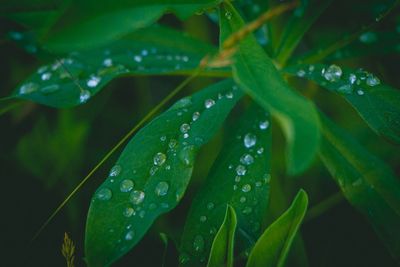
[0,0,399,266]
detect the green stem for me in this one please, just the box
[305,191,345,222]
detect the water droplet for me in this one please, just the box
[242,206,252,214]
[41,84,60,94]
[130,190,145,204]
[79,90,91,103]
[19,82,38,94]
[160,136,167,142]
[323,64,342,82]
[193,235,205,252]
[236,165,247,176]
[120,179,134,192]
[141,49,148,56]
[349,74,357,84]
[263,173,271,183]
[242,184,252,193]
[225,11,232,20]
[257,147,264,154]
[255,181,262,187]
[359,32,377,44]
[133,55,142,62]
[149,166,158,176]
[308,65,315,72]
[139,210,146,218]
[240,196,246,203]
[240,154,254,165]
[337,84,353,94]
[204,99,215,109]
[226,92,234,99]
[259,120,269,130]
[207,202,215,210]
[153,152,167,166]
[179,253,190,264]
[97,188,112,200]
[123,207,135,217]
[125,230,135,240]
[366,74,380,86]
[297,69,306,77]
[180,123,190,134]
[244,133,257,148]
[192,111,200,121]
[356,89,365,96]
[110,165,122,177]
[200,215,207,222]
[87,76,101,88]
[179,145,195,166]
[103,58,113,67]
[41,72,52,81]
[169,139,177,149]
[235,176,241,182]
[155,181,169,196]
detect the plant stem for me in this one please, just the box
[305,191,345,222]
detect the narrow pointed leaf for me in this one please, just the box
[246,189,308,267]
[319,114,400,259]
[274,0,333,65]
[285,64,400,144]
[42,0,223,52]
[85,79,242,267]
[207,205,237,267]
[180,105,272,266]
[13,26,221,108]
[220,3,320,174]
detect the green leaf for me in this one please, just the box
[180,104,272,266]
[85,79,242,267]
[42,0,223,52]
[274,0,333,66]
[285,64,400,144]
[319,114,400,260]
[246,189,309,267]
[219,3,320,175]
[207,205,237,267]
[13,26,222,108]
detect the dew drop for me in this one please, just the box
[349,74,357,84]
[297,69,306,77]
[97,188,112,200]
[200,215,207,222]
[359,32,377,44]
[19,82,38,94]
[225,11,232,20]
[103,58,113,67]
[41,72,52,81]
[130,190,145,205]
[235,176,241,182]
[337,84,353,94]
[240,154,254,165]
[87,76,101,88]
[308,65,315,72]
[125,230,135,240]
[207,202,215,210]
[133,55,142,62]
[160,136,167,142]
[153,152,167,166]
[149,166,158,176]
[323,64,342,82]
[179,145,195,166]
[204,99,215,109]
[193,235,205,252]
[169,139,177,149]
[240,196,246,203]
[244,133,257,148]
[257,147,264,154]
[225,91,234,99]
[79,90,91,103]
[192,111,200,121]
[179,253,190,264]
[155,181,169,196]
[259,120,270,130]
[356,89,365,96]
[110,165,122,177]
[242,206,253,214]
[120,179,134,192]
[123,207,135,217]
[242,184,252,193]
[366,74,380,86]
[236,165,247,176]
[180,123,190,134]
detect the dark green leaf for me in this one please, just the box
[180,104,272,266]
[274,0,333,66]
[13,26,222,108]
[285,64,400,144]
[246,189,309,267]
[85,79,242,267]
[319,114,400,260]
[219,3,320,174]
[42,0,223,52]
[207,205,237,267]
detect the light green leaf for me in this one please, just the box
[13,26,222,108]
[42,0,223,52]
[319,114,400,260]
[274,0,333,66]
[180,105,272,266]
[246,189,309,267]
[285,64,400,144]
[219,3,320,174]
[85,79,242,267]
[207,205,237,267]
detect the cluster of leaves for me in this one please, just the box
[1,0,400,266]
